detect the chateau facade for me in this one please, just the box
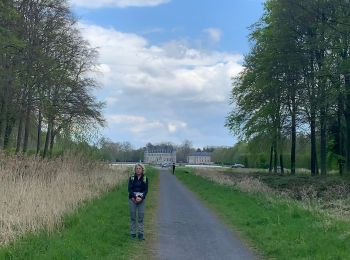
[187,152,212,164]
[144,147,176,164]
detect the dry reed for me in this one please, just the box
[191,168,272,194]
[0,153,129,245]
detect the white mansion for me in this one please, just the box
[144,146,176,164]
[187,151,212,165]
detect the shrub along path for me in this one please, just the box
[0,168,158,260]
[156,168,256,260]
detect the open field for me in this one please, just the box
[0,153,129,245]
[176,167,350,259]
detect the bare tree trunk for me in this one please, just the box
[320,96,327,175]
[279,131,284,174]
[3,113,15,149]
[43,118,52,158]
[22,94,32,153]
[0,89,9,147]
[320,82,327,175]
[0,62,11,147]
[36,108,42,156]
[291,98,296,175]
[344,76,350,174]
[269,145,273,173]
[280,154,284,174]
[15,112,24,154]
[310,108,318,176]
[345,111,350,174]
[49,122,55,156]
[273,139,278,174]
[336,94,345,175]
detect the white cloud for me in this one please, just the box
[70,0,170,8]
[106,114,188,135]
[105,96,118,106]
[167,121,187,133]
[106,114,146,124]
[80,23,243,104]
[203,28,222,43]
[131,121,163,133]
[79,23,242,147]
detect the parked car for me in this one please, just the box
[231,163,245,168]
[161,162,169,168]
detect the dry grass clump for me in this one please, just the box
[0,153,129,245]
[191,168,272,194]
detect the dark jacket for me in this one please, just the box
[128,174,148,200]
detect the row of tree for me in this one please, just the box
[0,0,104,157]
[100,140,218,163]
[226,0,350,175]
[99,139,144,162]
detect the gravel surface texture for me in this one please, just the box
[156,169,257,260]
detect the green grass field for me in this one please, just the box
[176,167,350,260]
[0,167,158,260]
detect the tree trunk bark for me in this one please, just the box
[269,145,273,173]
[49,123,55,156]
[0,83,9,147]
[15,114,23,154]
[0,62,12,147]
[320,79,327,176]
[291,100,296,175]
[22,94,32,153]
[310,108,317,176]
[344,76,350,174]
[43,119,52,158]
[279,131,284,174]
[36,108,42,156]
[273,140,278,174]
[345,112,350,174]
[3,113,14,149]
[280,154,284,174]
[336,94,345,175]
[320,107,327,175]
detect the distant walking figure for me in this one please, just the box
[128,163,148,240]
[172,162,176,175]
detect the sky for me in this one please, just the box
[69,0,265,148]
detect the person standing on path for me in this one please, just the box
[172,162,176,175]
[128,163,148,240]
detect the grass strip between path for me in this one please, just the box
[176,167,350,260]
[0,167,159,260]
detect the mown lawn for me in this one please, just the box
[176,167,350,260]
[0,167,158,260]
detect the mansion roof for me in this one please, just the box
[188,152,212,157]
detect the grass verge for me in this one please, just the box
[176,167,350,260]
[0,167,159,260]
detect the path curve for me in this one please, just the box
[156,168,257,260]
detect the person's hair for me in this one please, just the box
[134,163,145,174]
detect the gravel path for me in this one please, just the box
[156,168,257,260]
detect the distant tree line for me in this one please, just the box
[99,139,144,162]
[0,0,104,157]
[211,136,313,169]
[99,140,219,163]
[226,0,350,175]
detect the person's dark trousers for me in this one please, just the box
[172,167,175,174]
[129,199,145,238]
